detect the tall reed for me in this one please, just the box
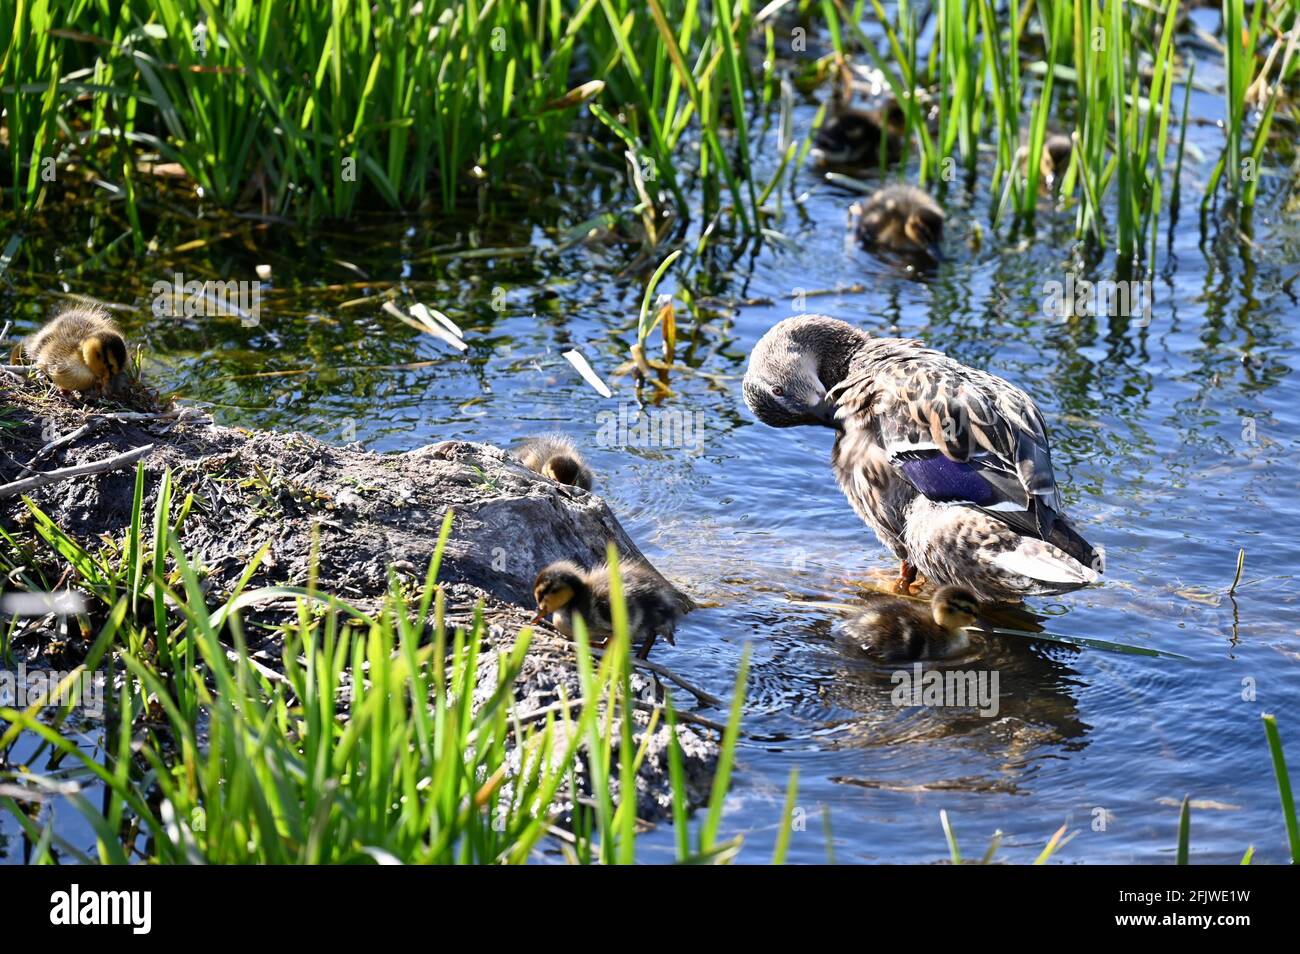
[0,0,770,232]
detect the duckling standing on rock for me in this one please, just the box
[852,184,944,262]
[531,559,694,658]
[24,306,127,394]
[517,434,594,491]
[847,585,981,662]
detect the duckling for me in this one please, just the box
[846,585,981,662]
[517,434,594,491]
[852,184,944,262]
[812,101,906,168]
[1018,132,1073,191]
[531,558,694,658]
[1040,133,1073,188]
[24,306,127,394]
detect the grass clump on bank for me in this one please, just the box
[0,466,759,864]
[0,0,785,234]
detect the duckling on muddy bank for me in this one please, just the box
[23,305,128,395]
[532,557,696,659]
[516,433,595,491]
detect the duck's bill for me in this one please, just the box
[811,396,841,429]
[810,146,851,167]
[529,610,545,625]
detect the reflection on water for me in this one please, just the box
[4,57,1300,867]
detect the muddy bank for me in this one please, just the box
[0,375,717,819]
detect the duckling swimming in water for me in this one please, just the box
[1018,132,1073,191]
[852,184,944,262]
[531,558,693,658]
[24,305,127,394]
[1039,133,1073,189]
[847,585,981,662]
[812,101,906,168]
[517,434,594,491]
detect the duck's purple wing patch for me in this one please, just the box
[897,453,998,506]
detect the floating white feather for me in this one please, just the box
[411,302,464,338]
[562,349,613,398]
[384,300,467,351]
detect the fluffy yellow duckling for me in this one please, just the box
[517,434,594,491]
[846,585,980,662]
[531,558,694,658]
[24,306,127,394]
[852,184,945,262]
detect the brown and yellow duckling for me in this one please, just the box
[852,183,945,262]
[846,585,981,662]
[24,306,127,395]
[517,434,594,491]
[1019,132,1073,191]
[531,559,694,658]
[812,100,906,168]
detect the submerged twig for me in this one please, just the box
[512,694,729,735]
[630,698,729,734]
[592,647,724,708]
[528,638,723,708]
[976,625,1189,660]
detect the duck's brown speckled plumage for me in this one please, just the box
[742,316,1101,602]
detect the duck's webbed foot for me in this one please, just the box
[892,560,918,594]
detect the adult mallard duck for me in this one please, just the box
[24,305,128,394]
[742,315,1101,602]
[531,558,694,658]
[847,585,980,661]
